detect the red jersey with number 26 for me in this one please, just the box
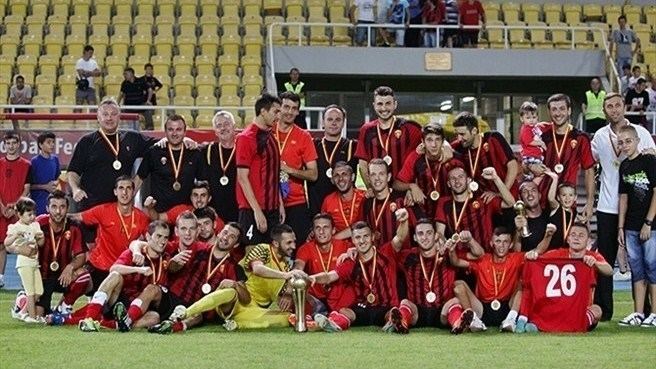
[520,256,600,333]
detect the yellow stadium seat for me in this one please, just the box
[132,34,153,56]
[55,96,75,114]
[196,73,216,88]
[287,24,308,46]
[110,35,130,58]
[195,56,216,77]
[180,2,198,18]
[196,85,216,99]
[243,0,262,18]
[219,94,241,107]
[265,15,285,28]
[529,22,550,48]
[44,33,65,56]
[128,55,149,69]
[66,35,86,57]
[115,0,132,17]
[103,74,123,99]
[501,3,520,23]
[95,0,113,18]
[154,35,174,58]
[242,95,259,108]
[243,24,262,38]
[243,39,263,57]
[241,53,261,67]
[263,0,283,16]
[332,26,351,46]
[17,54,37,74]
[30,2,48,20]
[198,35,220,59]
[69,22,88,38]
[51,0,69,17]
[0,35,20,58]
[73,1,90,17]
[173,55,194,76]
[156,21,175,37]
[133,16,154,30]
[571,24,592,48]
[158,0,176,19]
[200,23,219,37]
[90,24,109,37]
[543,3,562,25]
[222,4,240,19]
[286,0,304,19]
[588,23,609,47]
[310,26,330,46]
[222,24,241,38]
[179,18,198,37]
[603,5,621,26]
[176,36,197,57]
[23,35,43,57]
[243,84,263,98]
[173,74,194,97]
[271,24,287,45]
[563,4,581,25]
[484,20,505,46]
[328,5,348,22]
[10,0,28,18]
[138,3,154,17]
[219,74,240,89]
[633,24,652,48]
[38,54,59,74]
[218,53,239,75]
[507,22,529,47]
[200,0,219,17]
[550,23,570,49]
[521,3,540,24]
[25,22,45,39]
[221,35,241,57]
[195,113,215,128]
[645,6,656,26]
[244,15,265,27]
[582,4,603,22]
[196,95,217,107]
[173,95,195,122]
[623,5,642,25]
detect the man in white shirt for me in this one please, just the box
[75,45,102,106]
[591,92,656,321]
[350,0,377,46]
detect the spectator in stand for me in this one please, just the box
[459,0,485,48]
[350,0,377,47]
[422,0,445,48]
[388,0,410,47]
[628,65,644,91]
[609,15,640,76]
[75,45,101,107]
[9,75,33,131]
[582,77,607,134]
[625,77,650,127]
[117,67,153,130]
[29,132,61,215]
[141,63,163,130]
[442,0,459,47]
[405,0,423,47]
[620,64,632,96]
[647,74,656,113]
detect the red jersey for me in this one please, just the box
[296,239,351,299]
[114,249,166,301]
[451,132,516,194]
[37,216,86,279]
[397,249,456,308]
[274,123,318,207]
[165,204,225,232]
[355,118,423,179]
[469,252,524,303]
[459,0,485,25]
[163,240,211,304]
[363,191,423,246]
[0,156,31,239]
[520,257,600,332]
[435,195,502,253]
[320,189,366,233]
[334,242,399,307]
[396,151,451,217]
[235,123,280,212]
[542,126,595,185]
[82,203,150,271]
[519,124,544,159]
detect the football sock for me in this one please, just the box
[186,288,237,318]
[86,291,107,321]
[63,272,91,305]
[127,299,144,326]
[399,305,412,326]
[172,321,185,333]
[446,304,464,327]
[99,318,117,329]
[328,311,351,330]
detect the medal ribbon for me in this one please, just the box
[321,138,342,167]
[358,247,377,296]
[467,134,483,178]
[275,125,295,155]
[552,125,571,163]
[116,207,135,239]
[167,144,185,182]
[608,130,622,161]
[562,208,574,239]
[218,143,236,174]
[373,193,391,228]
[425,156,442,192]
[207,245,230,283]
[376,119,395,157]
[146,251,164,284]
[48,218,67,263]
[99,128,120,160]
[338,191,358,225]
[491,264,507,299]
[451,197,471,232]
[270,245,286,271]
[314,243,334,273]
[419,252,439,293]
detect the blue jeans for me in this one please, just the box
[355,21,375,46]
[616,56,632,74]
[625,230,656,284]
[423,31,437,47]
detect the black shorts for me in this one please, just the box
[415,306,447,328]
[481,300,510,327]
[36,278,67,313]
[156,287,185,319]
[284,204,311,246]
[238,209,280,245]
[87,265,109,296]
[350,304,390,327]
[460,30,479,45]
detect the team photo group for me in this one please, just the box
[1,86,655,335]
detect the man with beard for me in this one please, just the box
[321,161,366,239]
[513,180,553,252]
[135,114,202,213]
[355,86,423,187]
[541,94,595,222]
[308,105,358,216]
[199,111,239,222]
[274,92,318,242]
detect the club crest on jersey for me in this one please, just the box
[161,157,167,165]
[389,202,397,212]
[394,130,402,139]
[64,231,71,240]
[472,201,480,209]
[570,140,578,149]
[483,142,490,152]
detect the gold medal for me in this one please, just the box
[50,261,60,272]
[220,176,229,186]
[430,190,440,201]
[426,291,437,303]
[168,144,185,191]
[326,168,333,178]
[99,128,122,171]
[554,163,564,174]
[468,181,479,192]
[366,293,376,304]
[383,155,392,165]
[172,181,181,191]
[113,160,122,171]
[491,299,501,311]
[201,283,212,294]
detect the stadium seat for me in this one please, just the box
[30,0,49,20]
[243,0,262,18]
[645,6,656,27]
[158,0,176,19]
[66,35,86,58]
[23,35,43,58]
[196,95,217,107]
[582,4,603,22]
[508,22,530,48]
[44,33,65,57]
[589,23,609,47]
[133,16,154,30]
[178,17,198,38]
[310,25,330,46]
[287,24,308,46]
[195,113,215,128]
[200,0,219,17]
[623,5,642,25]
[572,24,593,49]
[218,53,239,75]
[219,94,241,107]
[196,85,217,99]
[172,55,194,76]
[286,0,305,19]
[73,1,90,17]
[132,34,153,56]
[69,17,89,37]
[543,3,562,24]
[154,35,175,58]
[263,0,283,16]
[138,3,155,17]
[332,26,352,46]
[177,36,197,57]
[156,18,176,37]
[484,21,505,48]
[271,24,287,45]
[222,4,240,20]
[180,1,198,18]
[128,55,149,69]
[501,3,520,23]
[328,4,348,22]
[196,55,217,77]
[109,35,130,59]
[9,0,28,18]
[308,4,328,22]
[633,24,652,48]
[563,4,581,25]
[173,74,194,97]
[521,3,540,24]
[529,23,552,49]
[219,74,241,94]
[94,0,113,20]
[173,95,195,123]
[196,74,216,89]
[150,55,171,76]
[603,5,621,26]
[221,35,241,57]
[243,24,263,39]
[55,96,76,114]
[38,55,60,76]
[198,34,220,59]
[115,0,132,17]
[0,36,20,59]
[550,23,571,49]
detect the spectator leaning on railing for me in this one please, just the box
[458,0,485,49]
[350,0,377,47]
[422,0,445,48]
[117,67,153,130]
[609,15,641,76]
[75,45,102,107]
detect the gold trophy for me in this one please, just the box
[513,200,532,238]
[291,277,308,333]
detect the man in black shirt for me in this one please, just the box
[118,67,152,130]
[141,63,163,130]
[513,180,549,252]
[135,114,202,213]
[625,77,650,127]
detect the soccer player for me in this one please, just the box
[451,112,519,197]
[274,92,318,242]
[512,180,551,252]
[395,123,453,218]
[320,161,366,239]
[0,131,31,287]
[236,93,284,245]
[77,221,170,332]
[135,114,202,213]
[69,176,150,293]
[520,223,612,333]
[435,163,515,253]
[450,226,551,332]
[541,94,595,221]
[199,110,239,222]
[308,105,358,216]
[29,132,61,215]
[35,191,89,317]
[294,213,352,312]
[310,210,410,332]
[355,86,423,188]
[391,219,476,335]
[363,158,423,245]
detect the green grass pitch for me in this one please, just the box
[1,290,654,369]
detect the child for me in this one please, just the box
[30,132,61,215]
[518,102,548,179]
[547,182,579,249]
[4,197,45,323]
[617,125,656,327]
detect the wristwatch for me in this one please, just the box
[645,219,653,227]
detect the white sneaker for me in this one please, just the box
[469,313,487,332]
[500,316,516,332]
[0,276,4,288]
[618,312,644,326]
[640,313,656,328]
[55,303,73,317]
[169,305,187,321]
[613,271,631,281]
[23,316,40,323]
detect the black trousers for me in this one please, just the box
[285,203,311,245]
[594,211,618,320]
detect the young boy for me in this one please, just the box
[30,132,61,215]
[617,125,656,327]
[518,102,548,179]
[4,197,45,322]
